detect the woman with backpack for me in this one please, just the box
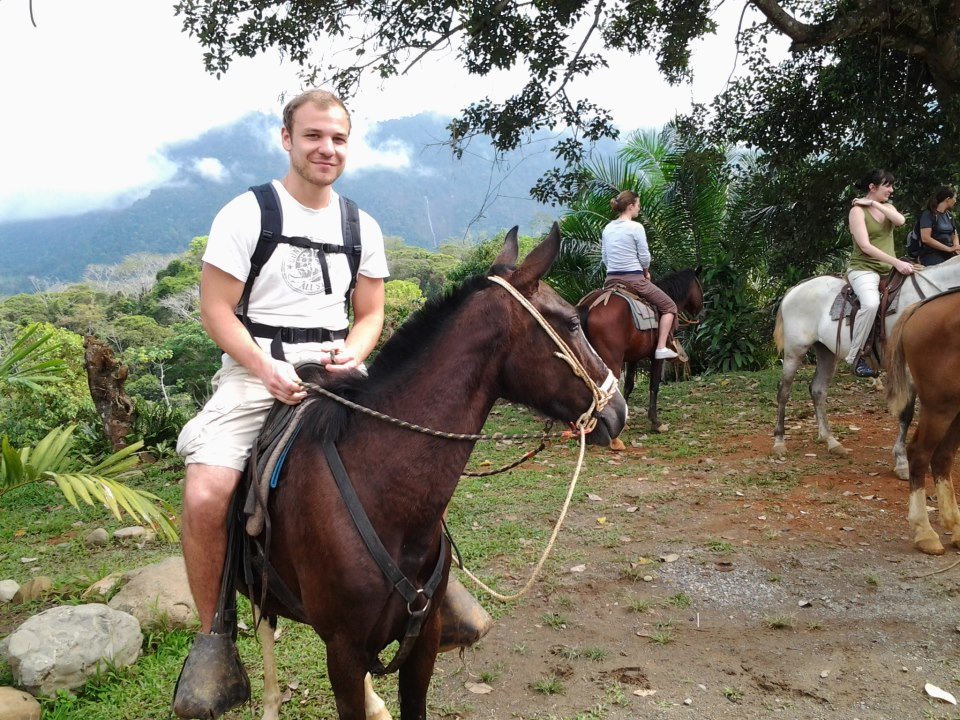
[917,186,959,266]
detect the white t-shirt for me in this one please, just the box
[203,180,390,338]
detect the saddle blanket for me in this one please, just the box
[828,285,899,322]
[585,286,659,331]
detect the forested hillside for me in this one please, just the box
[0,113,584,295]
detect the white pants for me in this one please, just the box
[845,269,881,365]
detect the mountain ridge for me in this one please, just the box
[0,112,588,295]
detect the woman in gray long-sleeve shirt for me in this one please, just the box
[601,190,678,360]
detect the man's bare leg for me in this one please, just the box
[181,463,242,632]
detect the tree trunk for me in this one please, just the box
[83,335,136,450]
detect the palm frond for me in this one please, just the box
[0,323,68,388]
[50,472,178,542]
[0,426,178,541]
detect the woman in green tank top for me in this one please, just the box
[845,169,913,378]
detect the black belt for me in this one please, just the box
[240,317,348,360]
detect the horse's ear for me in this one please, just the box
[511,222,560,292]
[492,227,520,268]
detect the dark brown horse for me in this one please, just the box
[578,269,703,438]
[241,225,627,720]
[886,289,960,556]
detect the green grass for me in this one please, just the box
[664,593,692,609]
[762,614,795,630]
[531,676,566,695]
[704,538,734,554]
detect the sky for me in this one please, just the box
[0,1,786,223]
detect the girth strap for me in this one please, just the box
[321,439,448,675]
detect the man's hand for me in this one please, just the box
[323,339,361,374]
[256,356,306,404]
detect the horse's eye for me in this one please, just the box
[568,317,580,332]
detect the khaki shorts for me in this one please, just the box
[177,346,334,471]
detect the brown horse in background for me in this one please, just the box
[886,289,960,555]
[578,269,703,437]
[238,226,627,720]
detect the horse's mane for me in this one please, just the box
[299,272,496,445]
[656,268,698,303]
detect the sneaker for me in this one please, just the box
[654,347,679,360]
[853,358,878,378]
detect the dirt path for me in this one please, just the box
[429,375,960,720]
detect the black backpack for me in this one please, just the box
[905,217,922,259]
[238,183,362,359]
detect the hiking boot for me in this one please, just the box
[172,632,250,719]
[853,358,878,379]
[437,576,493,653]
[654,347,679,360]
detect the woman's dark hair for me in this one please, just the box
[610,190,639,214]
[854,169,895,193]
[927,186,956,212]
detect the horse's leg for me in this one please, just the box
[892,391,916,481]
[773,350,804,456]
[810,344,847,455]
[622,361,638,402]
[364,674,391,720]
[256,611,282,720]
[929,413,960,549]
[648,358,665,432]
[906,411,950,555]
[397,608,442,720]
[326,642,376,720]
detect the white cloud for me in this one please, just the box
[192,158,229,183]
[347,130,413,173]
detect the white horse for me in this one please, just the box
[772,255,960,468]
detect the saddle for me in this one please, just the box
[580,284,659,331]
[830,268,921,372]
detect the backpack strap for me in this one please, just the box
[340,195,362,315]
[241,183,283,327]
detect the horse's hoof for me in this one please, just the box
[895,465,909,481]
[609,437,626,451]
[827,443,851,457]
[772,441,786,457]
[916,538,946,556]
[653,422,669,433]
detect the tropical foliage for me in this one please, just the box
[0,325,178,540]
[556,126,777,372]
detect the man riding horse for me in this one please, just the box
[172,89,486,717]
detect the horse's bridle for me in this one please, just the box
[487,275,618,434]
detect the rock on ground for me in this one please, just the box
[0,686,41,720]
[0,604,142,697]
[108,556,196,630]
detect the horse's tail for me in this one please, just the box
[885,304,918,417]
[773,304,785,354]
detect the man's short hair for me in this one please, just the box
[282,89,351,133]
